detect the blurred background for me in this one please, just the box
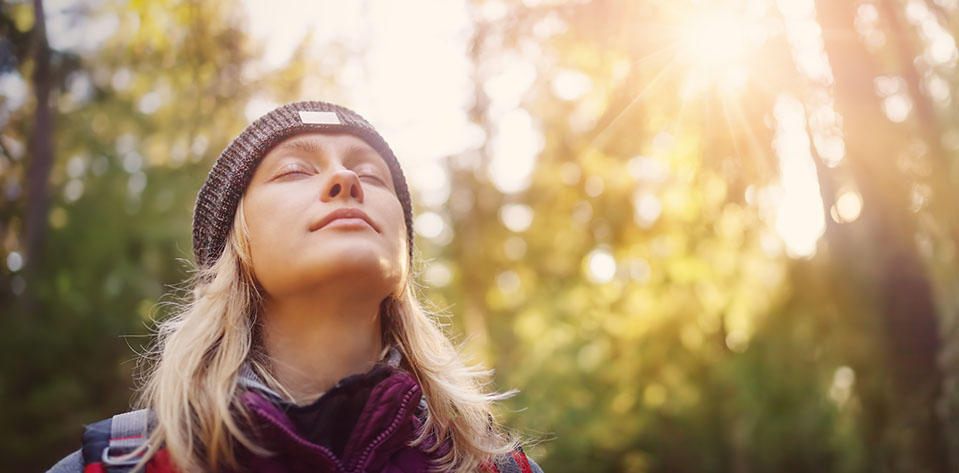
[1,0,958,471]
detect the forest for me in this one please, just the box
[1,0,957,472]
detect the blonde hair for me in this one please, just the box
[132,198,520,472]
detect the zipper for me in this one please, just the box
[247,374,420,473]
[348,379,421,472]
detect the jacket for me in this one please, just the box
[46,347,543,473]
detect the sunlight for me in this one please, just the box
[680,13,748,70]
[5,251,23,272]
[489,108,544,194]
[675,4,767,96]
[500,204,535,232]
[652,0,832,260]
[413,212,445,240]
[585,247,617,284]
[833,189,863,223]
[772,95,825,258]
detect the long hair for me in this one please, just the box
[133,197,520,472]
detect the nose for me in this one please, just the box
[321,168,364,203]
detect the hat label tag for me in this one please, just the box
[298,110,341,125]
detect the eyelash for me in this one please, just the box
[275,165,385,185]
[359,173,385,184]
[276,165,310,178]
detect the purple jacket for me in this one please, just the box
[235,351,447,473]
[48,347,543,473]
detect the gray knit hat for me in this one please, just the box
[192,100,413,270]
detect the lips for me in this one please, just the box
[310,207,380,233]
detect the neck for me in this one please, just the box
[260,287,386,405]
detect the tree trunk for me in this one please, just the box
[24,0,54,307]
[814,1,949,471]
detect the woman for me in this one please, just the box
[47,101,543,473]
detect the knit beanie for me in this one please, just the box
[192,100,414,270]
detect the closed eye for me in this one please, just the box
[354,165,389,186]
[359,173,387,185]
[275,163,311,179]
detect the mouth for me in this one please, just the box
[310,207,381,233]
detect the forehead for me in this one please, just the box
[265,132,382,161]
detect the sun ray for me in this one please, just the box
[727,94,776,181]
[589,53,682,150]
[742,71,784,99]
[671,87,694,143]
[629,43,681,70]
[720,91,747,163]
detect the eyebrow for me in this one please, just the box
[273,138,324,155]
[273,138,380,162]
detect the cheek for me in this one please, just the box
[243,196,294,270]
[384,203,408,249]
[389,206,411,271]
[244,200,271,248]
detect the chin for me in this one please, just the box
[300,252,400,292]
[254,236,404,296]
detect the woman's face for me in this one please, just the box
[241,132,408,300]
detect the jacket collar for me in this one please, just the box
[237,345,404,402]
[237,346,424,472]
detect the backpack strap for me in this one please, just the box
[481,447,545,473]
[82,409,152,473]
[103,409,151,468]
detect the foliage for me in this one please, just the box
[0,0,957,472]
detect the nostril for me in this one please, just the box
[350,185,358,198]
[330,183,341,197]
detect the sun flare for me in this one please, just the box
[654,0,829,258]
[675,8,765,96]
[680,13,749,69]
